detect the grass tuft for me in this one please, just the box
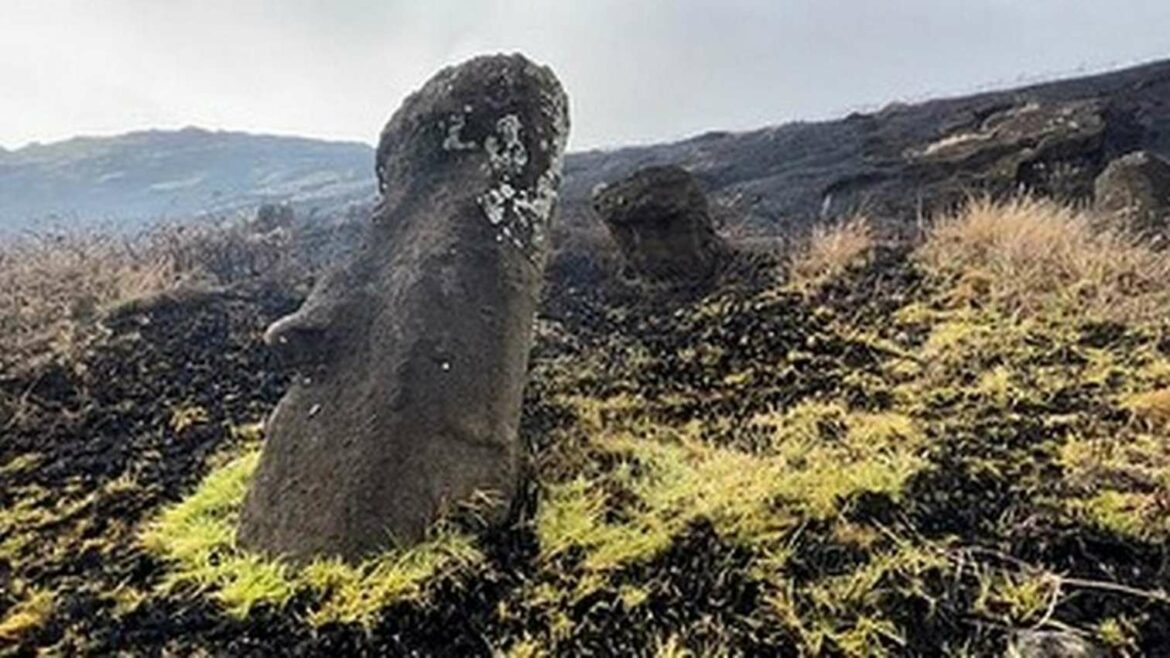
[1120,388,1170,426]
[788,216,874,291]
[918,196,1170,323]
[536,398,925,574]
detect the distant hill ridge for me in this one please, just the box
[3,57,1170,235]
[0,127,374,233]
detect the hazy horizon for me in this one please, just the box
[5,1,1170,152]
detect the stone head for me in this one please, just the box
[266,54,569,372]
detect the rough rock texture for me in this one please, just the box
[1094,150,1170,237]
[237,54,570,562]
[1011,630,1105,658]
[591,165,726,283]
[902,99,1108,203]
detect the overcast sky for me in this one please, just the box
[3,0,1169,152]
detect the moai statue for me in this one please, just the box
[238,54,569,563]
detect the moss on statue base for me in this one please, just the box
[140,442,484,625]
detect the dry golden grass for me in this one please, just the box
[1120,388,1170,427]
[0,233,183,371]
[0,585,53,642]
[0,223,302,373]
[788,216,874,291]
[918,197,1170,323]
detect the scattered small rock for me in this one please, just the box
[1009,630,1105,658]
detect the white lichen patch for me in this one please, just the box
[480,183,516,226]
[477,110,566,258]
[511,167,561,251]
[442,113,477,152]
[484,114,528,176]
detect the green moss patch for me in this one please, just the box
[140,444,483,625]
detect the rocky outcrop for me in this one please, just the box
[903,100,1109,202]
[1094,150,1170,238]
[237,54,570,563]
[592,165,726,283]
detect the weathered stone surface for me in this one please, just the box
[1094,150,1170,237]
[904,100,1109,201]
[237,54,569,563]
[1010,630,1105,658]
[591,165,726,283]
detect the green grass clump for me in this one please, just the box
[140,445,482,624]
[537,397,925,575]
[527,385,933,654]
[903,198,1170,545]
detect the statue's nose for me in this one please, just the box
[264,310,330,370]
[264,261,365,371]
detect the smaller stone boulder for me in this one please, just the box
[592,165,726,283]
[1094,150,1170,238]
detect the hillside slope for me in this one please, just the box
[3,58,1170,237]
[561,58,1170,233]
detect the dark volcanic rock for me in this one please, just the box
[1094,150,1170,238]
[901,99,1108,203]
[592,165,726,283]
[238,54,570,563]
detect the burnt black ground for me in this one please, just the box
[1,285,298,655]
[4,251,1170,656]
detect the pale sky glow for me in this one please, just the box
[3,0,1170,151]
